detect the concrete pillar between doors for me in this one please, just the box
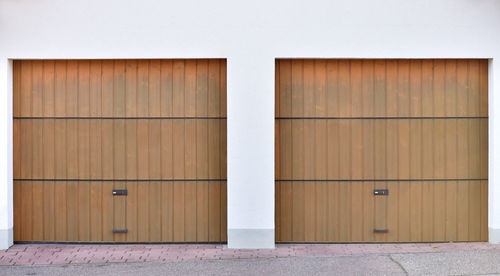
[489,58,500,244]
[0,58,14,250]
[226,56,275,249]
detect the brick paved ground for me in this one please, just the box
[0,242,499,266]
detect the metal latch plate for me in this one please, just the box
[373,189,388,196]
[112,189,128,196]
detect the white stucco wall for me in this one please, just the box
[0,0,499,249]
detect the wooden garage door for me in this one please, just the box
[13,59,227,242]
[275,59,488,242]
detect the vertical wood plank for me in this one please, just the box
[137,60,149,117]
[31,180,43,241]
[209,181,221,241]
[20,60,32,117]
[398,60,410,117]
[102,181,114,241]
[421,60,433,117]
[125,60,138,117]
[149,60,161,117]
[136,183,149,241]
[31,61,43,117]
[433,60,446,117]
[89,60,102,117]
[161,181,174,241]
[160,60,173,117]
[468,180,481,240]
[13,60,21,117]
[21,181,33,240]
[479,60,488,117]
[480,180,488,241]
[13,181,22,240]
[126,181,138,242]
[43,60,55,117]
[220,60,227,117]
[409,60,422,117]
[89,181,102,241]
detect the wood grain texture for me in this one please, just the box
[13,60,227,242]
[275,59,488,242]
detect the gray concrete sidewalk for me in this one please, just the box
[1,249,500,276]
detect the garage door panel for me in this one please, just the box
[16,118,226,181]
[277,118,487,181]
[15,181,227,242]
[277,180,488,242]
[13,60,227,118]
[276,59,488,118]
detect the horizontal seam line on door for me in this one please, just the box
[13,117,227,120]
[275,116,488,120]
[14,178,228,182]
[275,179,488,182]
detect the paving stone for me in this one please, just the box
[0,242,500,266]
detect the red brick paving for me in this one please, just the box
[0,243,499,266]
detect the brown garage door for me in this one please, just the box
[13,59,227,242]
[275,59,488,242]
